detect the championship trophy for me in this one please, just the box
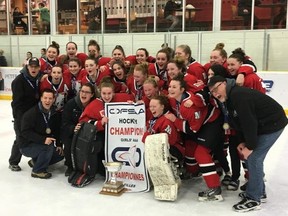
[100,161,126,196]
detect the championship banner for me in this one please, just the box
[104,102,150,192]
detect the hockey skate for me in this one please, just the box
[198,186,223,202]
[145,133,181,201]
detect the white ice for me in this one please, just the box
[0,100,287,216]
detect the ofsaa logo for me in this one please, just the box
[109,108,145,115]
[263,80,274,92]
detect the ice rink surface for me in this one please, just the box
[0,100,287,216]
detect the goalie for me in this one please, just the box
[142,95,184,201]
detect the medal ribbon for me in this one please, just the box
[135,84,143,101]
[220,102,230,134]
[41,111,51,132]
[148,117,157,134]
[176,101,181,118]
[23,73,39,95]
[72,76,77,93]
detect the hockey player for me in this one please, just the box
[110,60,129,93]
[227,48,265,93]
[203,42,228,73]
[81,57,110,87]
[138,77,161,122]
[142,95,184,160]
[58,41,88,71]
[61,83,96,176]
[143,95,184,201]
[126,62,148,102]
[40,65,70,112]
[39,41,60,75]
[79,77,134,130]
[175,44,207,83]
[166,74,224,201]
[166,57,205,97]
[63,58,87,100]
[79,77,134,176]
[148,48,171,93]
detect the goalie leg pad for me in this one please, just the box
[145,133,181,201]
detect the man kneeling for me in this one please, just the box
[20,88,64,179]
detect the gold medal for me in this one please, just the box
[46,128,51,134]
[223,123,230,130]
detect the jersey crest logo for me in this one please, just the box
[164,125,172,135]
[194,111,201,119]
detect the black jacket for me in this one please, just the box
[61,95,85,143]
[0,56,7,66]
[87,7,107,31]
[11,67,41,119]
[238,0,261,16]
[20,103,61,148]
[225,79,287,150]
[164,1,178,18]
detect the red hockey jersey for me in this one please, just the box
[142,114,184,156]
[79,93,134,131]
[40,76,70,111]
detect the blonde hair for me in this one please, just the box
[144,76,158,88]
[133,62,149,77]
[99,76,115,92]
[213,43,227,59]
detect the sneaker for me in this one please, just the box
[238,192,267,203]
[28,159,34,168]
[9,164,21,171]
[260,193,267,203]
[233,197,261,212]
[31,172,52,179]
[227,179,240,191]
[65,167,73,177]
[240,182,247,191]
[221,174,232,186]
[198,187,223,201]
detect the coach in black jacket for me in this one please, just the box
[20,89,64,179]
[9,57,42,171]
[208,76,287,212]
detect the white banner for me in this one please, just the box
[258,72,288,110]
[104,102,150,192]
[0,67,21,94]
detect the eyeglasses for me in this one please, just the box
[80,90,92,94]
[210,82,224,94]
